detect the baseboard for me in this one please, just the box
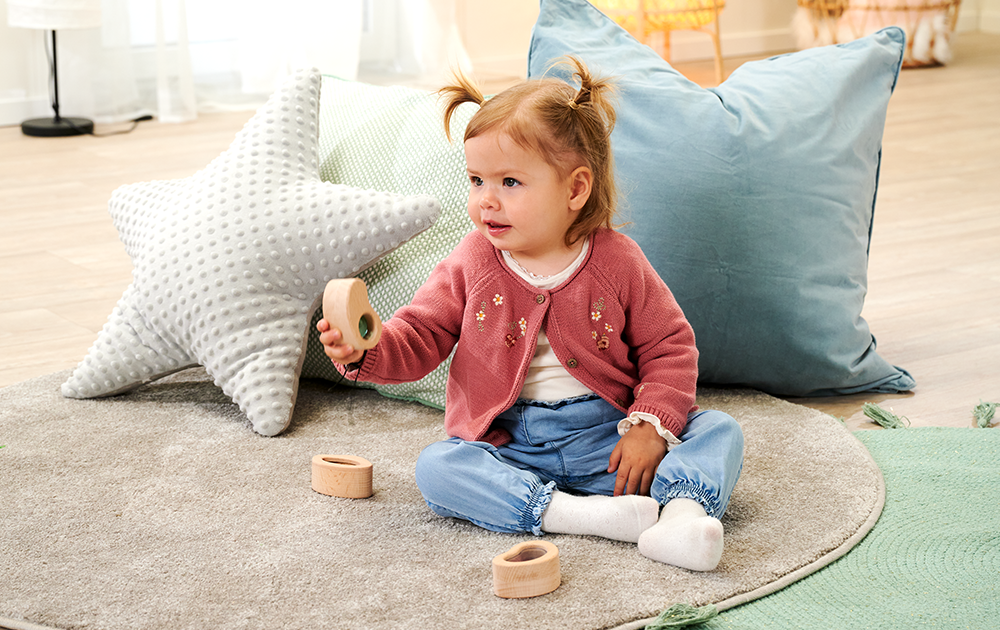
[467,55,529,81]
[979,11,1000,33]
[7,19,992,129]
[470,27,797,79]
[0,96,51,129]
[667,27,795,62]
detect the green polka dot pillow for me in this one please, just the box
[301,77,476,409]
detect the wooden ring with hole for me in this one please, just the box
[492,540,560,599]
[322,278,382,350]
[311,454,373,499]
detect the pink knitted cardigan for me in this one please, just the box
[345,228,699,446]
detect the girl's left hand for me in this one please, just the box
[316,317,366,365]
[607,421,668,496]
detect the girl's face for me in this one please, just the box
[464,129,591,275]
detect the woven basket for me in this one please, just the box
[793,0,962,66]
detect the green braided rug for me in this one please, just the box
[696,427,1000,630]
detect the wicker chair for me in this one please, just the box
[589,1,726,83]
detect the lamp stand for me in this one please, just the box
[21,30,94,137]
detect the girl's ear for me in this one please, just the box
[567,166,593,212]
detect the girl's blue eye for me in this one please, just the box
[470,176,483,186]
[503,177,520,187]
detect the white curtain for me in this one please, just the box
[391,0,472,84]
[45,0,468,124]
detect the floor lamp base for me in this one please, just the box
[22,116,94,137]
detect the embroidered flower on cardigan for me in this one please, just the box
[500,318,526,349]
[477,300,488,332]
[590,297,610,349]
[591,297,606,322]
[479,292,524,348]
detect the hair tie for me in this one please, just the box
[567,99,580,110]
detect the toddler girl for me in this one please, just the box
[317,57,743,571]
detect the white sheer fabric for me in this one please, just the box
[234,0,362,96]
[391,0,472,84]
[7,0,103,29]
[40,0,467,124]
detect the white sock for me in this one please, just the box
[540,490,659,543]
[638,498,724,571]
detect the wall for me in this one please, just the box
[458,0,807,78]
[0,0,50,126]
[1,0,995,127]
[458,0,992,78]
[983,0,1000,31]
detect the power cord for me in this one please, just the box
[56,114,155,137]
[42,32,155,138]
[92,115,155,137]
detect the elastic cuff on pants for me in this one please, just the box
[659,482,722,519]
[522,480,557,536]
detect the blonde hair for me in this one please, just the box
[440,56,620,246]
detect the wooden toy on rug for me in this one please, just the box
[311,455,374,499]
[492,540,561,599]
[322,278,382,350]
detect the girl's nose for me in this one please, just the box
[479,186,498,209]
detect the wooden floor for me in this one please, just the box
[1,33,997,431]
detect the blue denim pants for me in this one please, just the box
[414,395,744,536]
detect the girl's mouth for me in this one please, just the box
[484,221,511,236]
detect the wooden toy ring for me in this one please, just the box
[322,278,382,350]
[491,540,560,599]
[311,454,373,499]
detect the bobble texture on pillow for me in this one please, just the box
[300,77,478,409]
[62,68,440,436]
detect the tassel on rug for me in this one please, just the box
[863,402,910,429]
[645,603,719,628]
[973,401,998,428]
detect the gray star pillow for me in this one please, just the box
[62,68,440,436]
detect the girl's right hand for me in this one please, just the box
[316,318,366,366]
[607,421,667,497]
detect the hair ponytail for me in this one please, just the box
[559,56,617,136]
[551,56,620,243]
[440,71,486,143]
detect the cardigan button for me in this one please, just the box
[566,358,578,368]
[535,294,546,304]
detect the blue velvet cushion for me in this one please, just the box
[528,0,914,396]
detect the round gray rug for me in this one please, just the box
[1,369,882,630]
